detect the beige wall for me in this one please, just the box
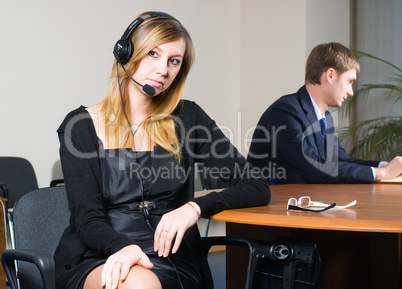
[239,0,307,154]
[0,0,351,187]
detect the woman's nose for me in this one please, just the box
[156,60,168,75]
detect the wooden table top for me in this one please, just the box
[203,183,402,233]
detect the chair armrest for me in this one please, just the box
[201,236,260,289]
[0,182,9,200]
[201,236,259,255]
[1,249,55,289]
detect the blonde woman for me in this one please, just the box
[55,11,270,289]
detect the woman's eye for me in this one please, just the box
[148,50,157,57]
[170,58,181,66]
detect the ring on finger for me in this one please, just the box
[162,229,168,233]
[114,261,123,265]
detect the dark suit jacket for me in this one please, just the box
[247,86,380,184]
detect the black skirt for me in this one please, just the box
[55,219,203,289]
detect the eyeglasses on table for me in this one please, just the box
[287,196,357,212]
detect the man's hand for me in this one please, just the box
[374,156,402,181]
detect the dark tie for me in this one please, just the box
[320,117,327,141]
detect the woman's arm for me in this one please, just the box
[186,101,271,216]
[58,108,135,255]
[154,101,270,256]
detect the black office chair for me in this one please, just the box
[0,157,39,252]
[1,186,322,289]
[0,157,39,214]
[49,179,64,187]
[202,237,323,289]
[0,156,64,252]
[1,186,69,289]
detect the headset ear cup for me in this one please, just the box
[114,12,177,65]
[113,39,134,65]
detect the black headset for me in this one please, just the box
[113,11,177,65]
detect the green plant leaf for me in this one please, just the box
[339,117,402,160]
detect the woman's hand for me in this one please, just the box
[101,244,153,289]
[154,202,201,257]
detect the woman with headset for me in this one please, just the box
[55,11,270,289]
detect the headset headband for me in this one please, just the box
[113,11,178,65]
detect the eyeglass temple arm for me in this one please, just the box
[310,201,332,207]
[288,202,336,212]
[311,200,356,209]
[337,200,357,209]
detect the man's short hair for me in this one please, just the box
[305,42,360,85]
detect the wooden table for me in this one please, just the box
[208,183,402,289]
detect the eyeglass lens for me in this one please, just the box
[298,196,311,207]
[288,198,297,206]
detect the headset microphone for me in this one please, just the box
[121,66,156,96]
[141,84,156,96]
[113,51,156,96]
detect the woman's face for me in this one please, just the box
[132,38,186,96]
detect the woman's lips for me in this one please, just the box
[148,79,163,88]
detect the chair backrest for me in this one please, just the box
[0,157,39,209]
[13,186,70,288]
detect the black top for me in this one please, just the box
[54,100,270,287]
[99,145,185,218]
[100,146,184,240]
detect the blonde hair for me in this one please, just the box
[100,12,195,159]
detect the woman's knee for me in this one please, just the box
[84,264,161,289]
[121,265,162,289]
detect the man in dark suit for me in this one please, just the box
[247,42,402,184]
